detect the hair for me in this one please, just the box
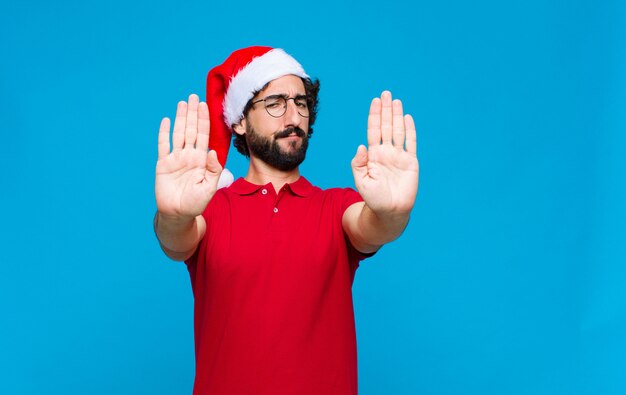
[232,77,320,158]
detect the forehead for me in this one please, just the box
[259,75,305,96]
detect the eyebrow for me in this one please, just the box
[263,93,307,100]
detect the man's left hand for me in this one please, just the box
[351,90,419,216]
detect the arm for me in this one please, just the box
[342,202,410,254]
[154,212,206,262]
[342,91,419,254]
[154,94,223,261]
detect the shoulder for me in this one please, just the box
[320,187,363,211]
[301,178,363,214]
[299,176,358,196]
[197,186,232,221]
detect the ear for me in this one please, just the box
[233,119,246,136]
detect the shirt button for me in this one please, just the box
[273,207,279,213]
[261,189,268,195]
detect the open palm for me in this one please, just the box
[351,91,419,214]
[155,94,223,219]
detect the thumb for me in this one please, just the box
[351,145,368,171]
[206,150,223,175]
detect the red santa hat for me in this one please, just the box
[206,46,309,176]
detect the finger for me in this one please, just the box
[196,102,210,152]
[405,114,417,155]
[185,94,199,148]
[172,101,187,150]
[158,117,171,159]
[380,91,393,145]
[392,99,405,149]
[367,98,382,146]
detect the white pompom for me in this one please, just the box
[217,168,235,189]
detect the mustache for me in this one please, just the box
[274,127,306,139]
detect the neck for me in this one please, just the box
[245,156,301,193]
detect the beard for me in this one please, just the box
[245,124,309,171]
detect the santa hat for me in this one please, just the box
[206,46,309,187]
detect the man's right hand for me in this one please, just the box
[155,94,223,220]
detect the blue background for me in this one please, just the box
[1,0,625,394]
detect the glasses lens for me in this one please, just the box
[265,97,286,117]
[294,98,309,118]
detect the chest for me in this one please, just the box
[204,192,348,281]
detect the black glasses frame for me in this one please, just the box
[251,94,310,118]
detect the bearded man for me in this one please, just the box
[154,46,419,395]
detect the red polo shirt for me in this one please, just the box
[185,176,371,395]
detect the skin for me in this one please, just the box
[154,75,419,259]
[342,91,419,253]
[232,75,308,191]
[154,95,221,261]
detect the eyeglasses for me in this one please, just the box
[251,94,310,118]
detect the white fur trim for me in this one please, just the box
[217,168,234,189]
[223,48,308,127]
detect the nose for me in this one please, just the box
[283,98,303,127]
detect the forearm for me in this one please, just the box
[343,202,410,254]
[154,212,206,261]
[359,203,410,245]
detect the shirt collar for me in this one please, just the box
[286,176,314,197]
[228,176,315,197]
[228,178,264,195]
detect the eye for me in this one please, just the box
[265,99,283,109]
[295,99,308,108]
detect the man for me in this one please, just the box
[154,46,418,394]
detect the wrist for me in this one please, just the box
[364,204,412,223]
